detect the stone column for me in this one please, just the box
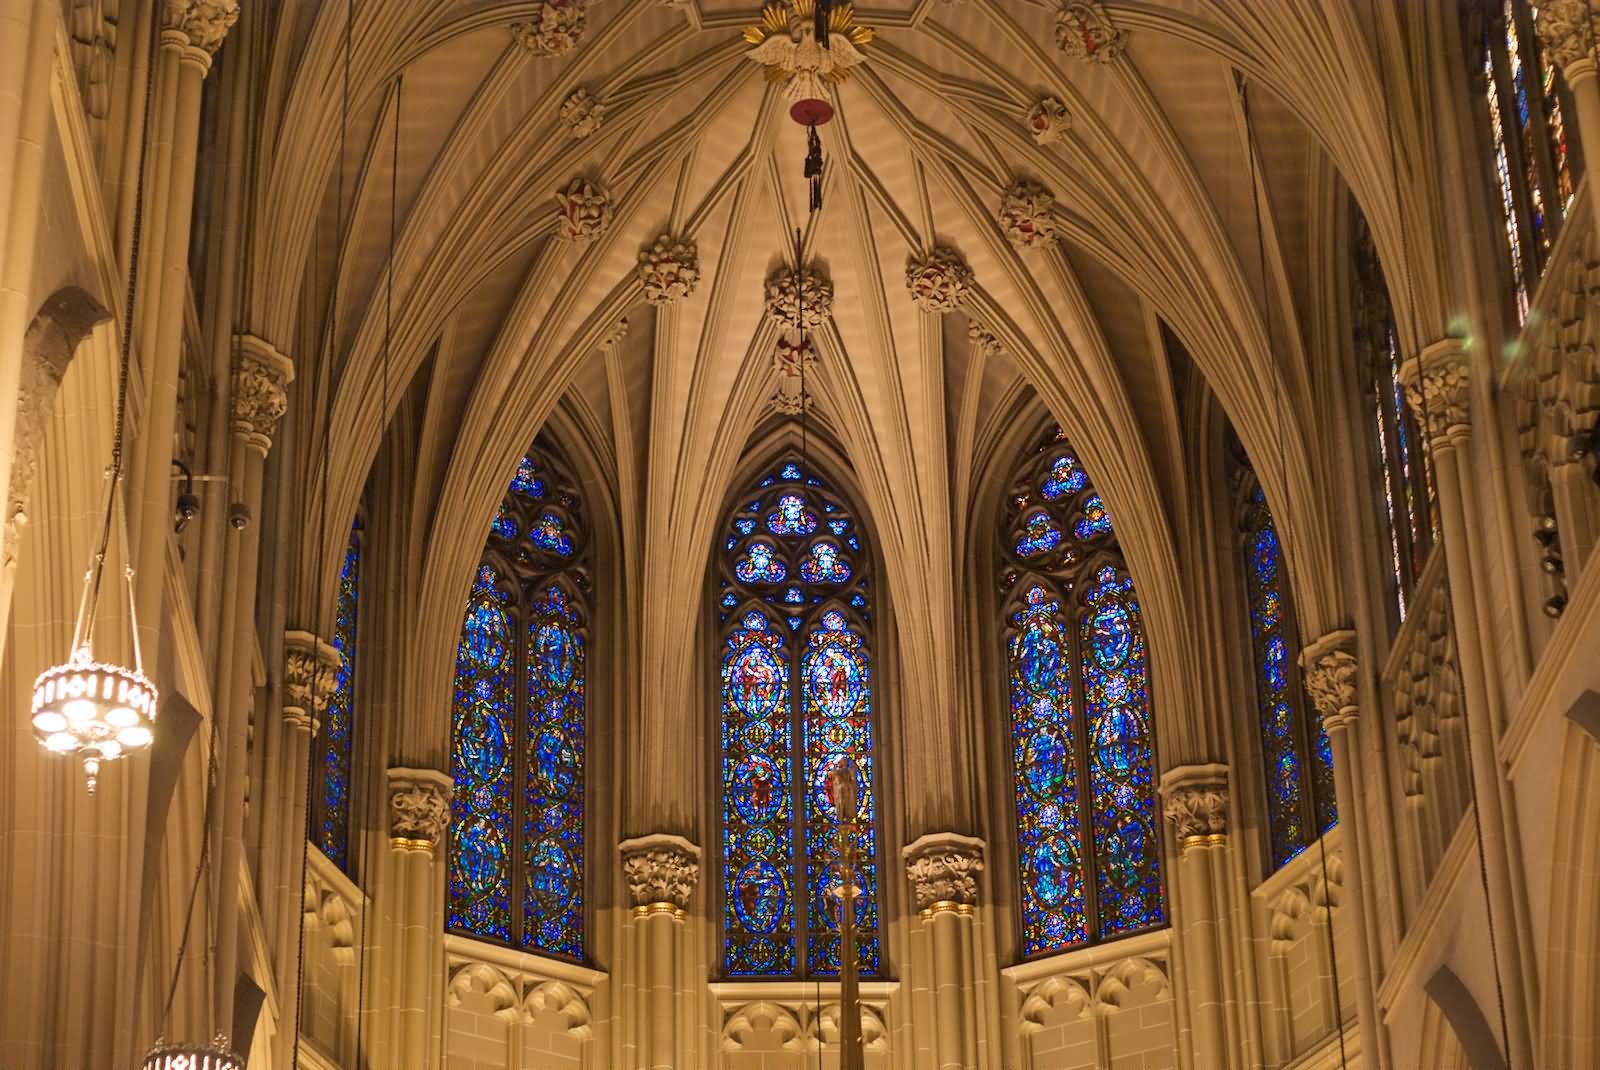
[1159,765,1235,1070]
[620,834,701,1070]
[1300,632,1389,1070]
[1537,3,1600,229]
[211,335,291,1036]
[386,767,453,1069]
[904,833,985,1070]
[1398,342,1536,1070]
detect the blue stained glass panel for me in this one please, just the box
[768,494,818,536]
[530,512,576,557]
[736,542,787,584]
[509,454,546,498]
[491,501,518,540]
[318,530,360,869]
[1016,513,1063,558]
[1041,453,1088,500]
[799,543,851,584]
[1073,494,1113,540]
[522,586,585,957]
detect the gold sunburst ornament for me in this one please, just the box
[742,0,874,115]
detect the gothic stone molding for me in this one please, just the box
[1300,629,1359,734]
[765,265,834,328]
[903,831,985,913]
[68,1,114,118]
[1159,763,1229,847]
[560,88,606,138]
[555,176,612,243]
[164,0,239,56]
[1535,0,1600,72]
[720,1000,889,1054]
[905,246,974,313]
[1017,952,1171,1030]
[1398,338,1470,444]
[1054,1,1126,63]
[387,766,453,851]
[232,334,294,455]
[999,179,1058,247]
[638,235,701,305]
[510,1,587,56]
[619,832,701,914]
[283,629,340,732]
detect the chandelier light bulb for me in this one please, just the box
[142,1037,244,1070]
[31,644,158,793]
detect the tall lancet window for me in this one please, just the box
[999,435,1165,958]
[447,445,588,959]
[313,522,361,870]
[717,459,880,978]
[1352,205,1437,631]
[1470,0,1581,322]
[1231,455,1337,869]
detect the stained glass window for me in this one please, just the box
[313,524,361,870]
[1233,468,1337,870]
[719,460,879,978]
[1351,203,1437,631]
[448,443,589,959]
[1000,436,1165,957]
[1471,0,1584,323]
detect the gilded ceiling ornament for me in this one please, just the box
[742,0,875,104]
[1026,96,1071,145]
[1533,0,1599,71]
[554,176,612,243]
[619,833,701,910]
[510,0,587,57]
[998,178,1058,247]
[387,767,453,850]
[1054,1,1126,63]
[559,88,606,138]
[903,832,985,911]
[164,0,240,56]
[638,234,701,304]
[765,265,834,328]
[771,336,817,416]
[905,246,974,313]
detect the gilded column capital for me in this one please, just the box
[1159,763,1229,849]
[164,0,239,58]
[283,629,340,733]
[1300,629,1360,734]
[1534,1,1600,74]
[1398,338,1470,446]
[231,335,294,456]
[903,831,985,915]
[620,833,701,917]
[387,767,453,853]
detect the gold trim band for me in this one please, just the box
[632,902,687,919]
[389,836,437,853]
[919,900,975,919]
[1179,832,1228,851]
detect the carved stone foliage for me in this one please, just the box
[283,629,340,731]
[555,176,612,243]
[771,336,817,416]
[1300,630,1359,733]
[638,235,701,304]
[619,833,701,909]
[903,832,985,910]
[387,767,453,849]
[905,246,974,313]
[1054,1,1126,63]
[4,288,109,576]
[1534,0,1600,71]
[1025,96,1071,145]
[1160,765,1229,843]
[998,179,1058,247]
[1398,340,1471,442]
[231,335,293,453]
[720,1000,889,1054]
[765,265,834,329]
[69,1,113,118]
[560,87,606,137]
[510,0,587,56]
[1018,953,1171,1031]
[967,317,1002,356]
[164,0,240,56]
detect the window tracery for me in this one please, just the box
[312,523,361,870]
[447,443,588,959]
[999,434,1165,957]
[718,460,879,978]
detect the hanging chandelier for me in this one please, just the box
[141,1037,244,1070]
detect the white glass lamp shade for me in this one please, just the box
[141,1039,244,1070]
[32,646,158,792]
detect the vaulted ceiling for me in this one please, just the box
[248,0,1417,775]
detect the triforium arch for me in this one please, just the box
[711,441,888,981]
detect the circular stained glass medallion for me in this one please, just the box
[533,727,579,796]
[1017,619,1063,693]
[455,816,504,895]
[463,598,508,670]
[812,755,866,820]
[1089,601,1132,669]
[1092,706,1143,780]
[1027,836,1078,909]
[460,708,508,779]
[734,860,787,934]
[533,619,578,689]
[731,753,783,823]
[527,838,574,911]
[807,644,863,718]
[1023,724,1069,798]
[728,641,783,719]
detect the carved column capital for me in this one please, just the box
[1054,1,1126,63]
[232,335,293,455]
[637,234,701,305]
[1300,629,1360,734]
[283,629,340,733]
[163,0,239,58]
[387,767,453,852]
[902,832,985,915]
[1398,338,1471,447]
[619,833,701,917]
[905,246,974,313]
[766,265,835,328]
[1534,1,1600,74]
[1159,763,1230,849]
[510,1,588,56]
